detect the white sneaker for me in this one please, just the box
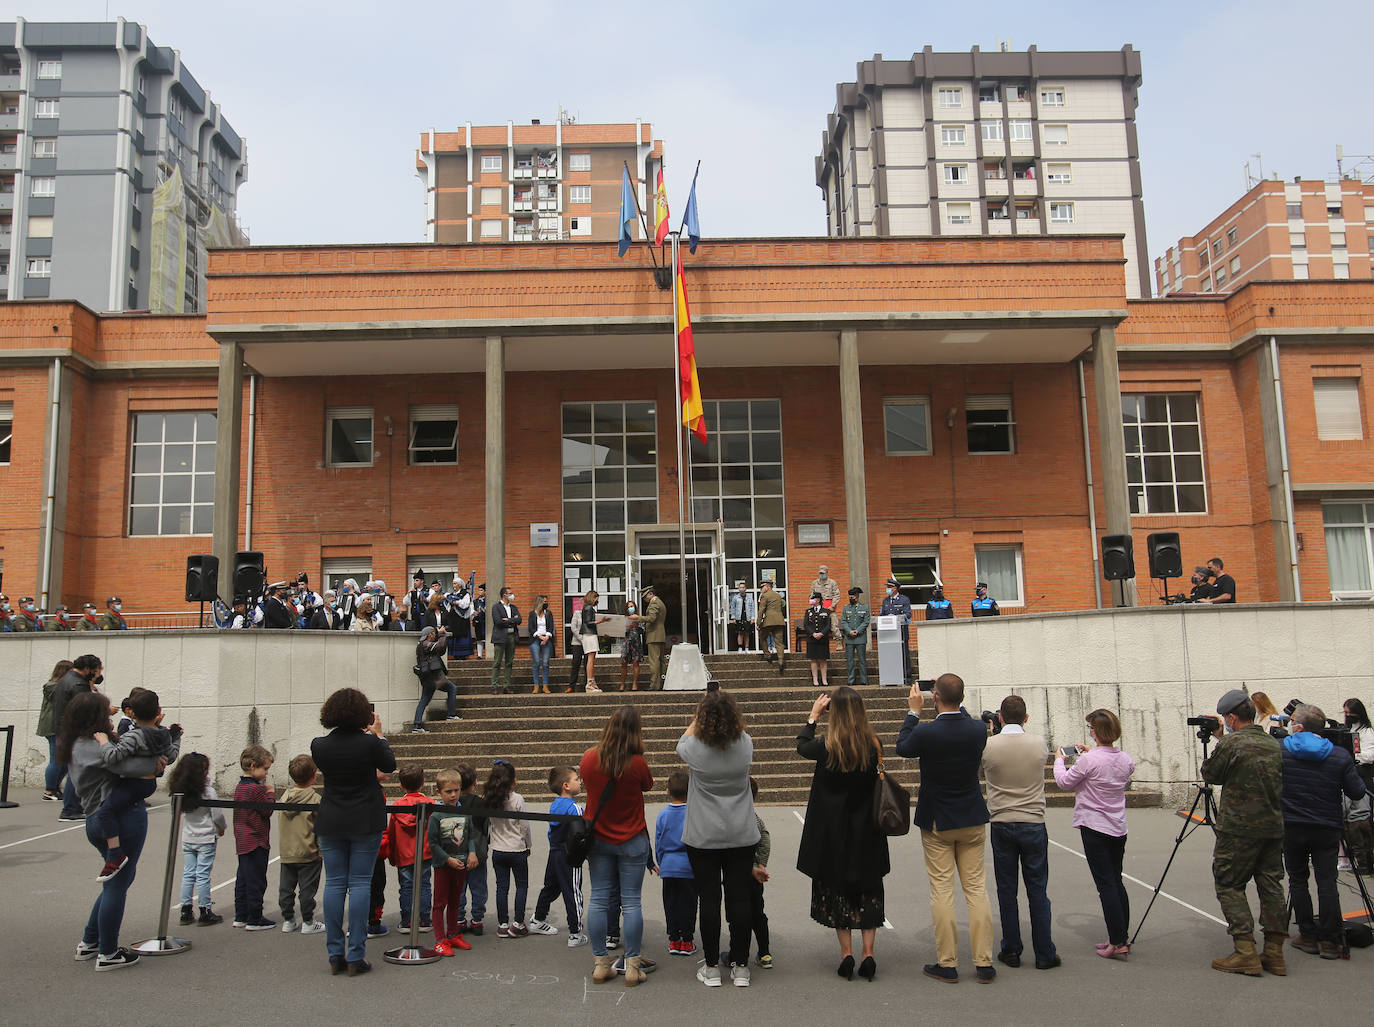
[730,963,751,987]
[528,919,559,936]
[697,962,722,987]
[567,931,589,948]
[231,920,246,928]
[75,941,98,961]
[281,919,301,933]
[300,920,326,935]
[95,948,140,972]
[1339,857,1354,872]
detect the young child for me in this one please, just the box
[456,763,489,935]
[749,777,772,969]
[232,744,276,930]
[656,770,696,955]
[368,838,390,938]
[386,763,433,932]
[278,754,324,935]
[485,760,532,937]
[91,687,181,881]
[529,766,587,946]
[428,768,476,955]
[168,752,225,926]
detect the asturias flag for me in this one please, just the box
[675,252,707,444]
[617,166,636,257]
[653,168,670,245]
[681,174,700,255]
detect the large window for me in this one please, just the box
[938,87,963,107]
[568,153,591,172]
[975,545,1024,605]
[980,121,1003,142]
[37,60,62,79]
[0,401,11,464]
[891,546,940,609]
[884,398,932,455]
[940,125,966,145]
[1123,393,1206,514]
[569,185,591,204]
[322,558,372,594]
[480,187,501,206]
[1325,503,1374,597]
[31,177,55,197]
[966,395,1014,454]
[689,399,787,598]
[480,154,502,173]
[408,404,459,464]
[327,407,373,467]
[34,99,59,118]
[1314,378,1363,441]
[128,412,216,536]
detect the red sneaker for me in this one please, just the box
[669,940,682,954]
[96,854,129,883]
[450,934,472,951]
[433,941,453,957]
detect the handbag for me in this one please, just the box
[564,777,616,868]
[872,745,911,836]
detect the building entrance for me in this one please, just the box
[639,558,715,653]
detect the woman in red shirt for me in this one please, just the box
[579,706,655,986]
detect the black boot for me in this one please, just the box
[198,906,224,926]
[179,904,194,926]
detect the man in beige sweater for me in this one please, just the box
[982,695,1060,970]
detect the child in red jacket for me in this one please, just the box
[386,764,433,931]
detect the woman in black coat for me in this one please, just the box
[311,688,396,976]
[796,686,889,981]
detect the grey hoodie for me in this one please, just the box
[70,737,160,815]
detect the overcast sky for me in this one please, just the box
[15,0,1374,262]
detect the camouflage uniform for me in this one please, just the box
[1200,725,1285,938]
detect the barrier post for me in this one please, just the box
[385,801,439,965]
[0,726,18,808]
[131,791,192,955]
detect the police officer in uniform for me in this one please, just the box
[259,582,296,629]
[971,582,1000,618]
[1200,689,1286,976]
[839,586,870,685]
[97,596,128,630]
[925,585,953,621]
[879,576,912,685]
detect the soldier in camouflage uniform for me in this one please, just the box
[1199,688,1286,976]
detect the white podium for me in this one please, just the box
[664,643,710,691]
[875,615,905,687]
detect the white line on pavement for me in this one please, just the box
[0,803,169,852]
[168,856,281,911]
[791,808,894,929]
[1047,836,1225,926]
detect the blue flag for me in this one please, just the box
[618,166,636,257]
[681,174,700,254]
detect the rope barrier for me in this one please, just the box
[0,726,17,809]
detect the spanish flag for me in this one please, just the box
[653,167,670,245]
[675,251,706,444]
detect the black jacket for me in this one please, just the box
[1280,734,1366,830]
[52,668,93,733]
[310,728,397,836]
[895,709,990,831]
[261,595,295,629]
[795,722,889,891]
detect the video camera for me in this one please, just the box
[1161,594,1198,605]
[1186,715,1221,742]
[1273,698,1355,754]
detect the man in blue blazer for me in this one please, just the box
[895,673,997,984]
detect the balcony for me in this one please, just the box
[0,230,11,250]
[513,199,533,212]
[0,114,18,132]
[0,74,19,92]
[537,199,558,211]
[0,153,16,171]
[0,193,13,213]
[1012,177,1040,197]
[537,166,556,178]
[513,165,534,179]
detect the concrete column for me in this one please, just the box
[484,335,505,600]
[36,359,74,608]
[1092,326,1136,605]
[838,329,871,597]
[212,342,244,588]
[1256,345,1297,601]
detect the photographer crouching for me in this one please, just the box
[1281,704,1367,960]
[1198,689,1285,976]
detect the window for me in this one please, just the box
[1008,119,1032,141]
[1334,263,1350,280]
[33,138,56,158]
[37,60,62,79]
[408,403,459,464]
[1328,202,1343,218]
[938,87,962,107]
[480,154,502,173]
[1226,227,1238,246]
[26,257,51,277]
[569,216,591,236]
[1215,266,1227,286]
[883,398,932,455]
[322,560,373,595]
[890,546,941,609]
[326,407,373,467]
[1049,202,1075,224]
[1324,503,1374,597]
[946,202,972,225]
[569,184,591,204]
[1040,87,1065,107]
[1314,378,1363,440]
[1122,393,1206,515]
[27,215,53,238]
[0,401,11,464]
[966,395,1015,453]
[1212,240,1223,257]
[1046,163,1071,184]
[480,187,501,207]
[940,125,966,145]
[1198,246,1209,268]
[479,220,501,239]
[1229,256,1241,275]
[1043,124,1068,146]
[1201,276,1212,292]
[983,160,1005,181]
[128,412,216,536]
[975,546,1024,605]
[1286,201,1302,218]
[568,152,591,172]
[31,176,56,197]
[35,99,59,118]
[943,164,968,185]
[1293,263,1309,280]
[1331,232,1346,248]
[987,202,1009,220]
[978,84,1000,103]
[974,121,1000,144]
[1009,83,1031,101]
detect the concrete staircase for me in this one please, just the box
[385,652,1162,808]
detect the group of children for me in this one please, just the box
[165,748,773,968]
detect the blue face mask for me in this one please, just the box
[113,603,122,612]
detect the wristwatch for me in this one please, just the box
[806,718,817,726]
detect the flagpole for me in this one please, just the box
[624,160,661,269]
[670,230,689,649]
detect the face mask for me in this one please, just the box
[24,603,34,612]
[809,599,819,607]
[113,603,122,612]
[92,673,104,685]
[818,572,827,580]
[849,597,856,604]
[508,595,516,604]
[626,606,635,614]
[1347,716,1360,728]
[885,588,894,596]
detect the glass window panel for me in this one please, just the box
[718,401,750,432]
[162,444,193,473]
[750,402,781,431]
[1122,392,1206,515]
[162,474,192,504]
[721,435,751,463]
[1325,503,1366,524]
[191,505,213,534]
[195,442,215,471]
[330,417,371,464]
[725,533,754,559]
[564,533,594,563]
[754,497,784,528]
[1128,485,1145,515]
[1144,455,1174,482]
[752,464,783,493]
[752,433,781,462]
[1170,424,1200,452]
[1141,425,1172,452]
[195,412,216,438]
[688,433,719,463]
[1173,455,1203,482]
[721,498,753,526]
[594,500,625,531]
[975,548,1021,602]
[133,414,163,443]
[624,402,655,434]
[692,498,720,522]
[1146,485,1175,513]
[130,507,158,535]
[885,402,930,454]
[625,467,657,497]
[1168,394,1198,421]
[562,471,592,499]
[1120,395,1141,424]
[1176,485,1206,513]
[1141,395,1170,422]
[1122,425,1141,453]
[411,419,457,449]
[592,403,623,434]
[598,535,626,562]
[755,531,785,559]
[626,500,657,525]
[132,445,160,473]
[593,466,625,497]
[564,502,593,532]
[721,465,752,496]
[562,436,594,467]
[727,562,754,588]
[625,434,655,466]
[161,506,190,535]
[967,422,1012,454]
[562,404,592,434]
[1126,456,1143,485]
[164,412,196,442]
[597,436,625,466]
[691,465,719,494]
[193,473,215,503]
[1325,525,1372,591]
[130,476,159,504]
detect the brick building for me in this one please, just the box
[3,236,1374,647]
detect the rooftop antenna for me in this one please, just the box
[995,37,1012,52]
[1243,153,1263,191]
[557,105,577,126]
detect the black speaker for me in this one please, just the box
[1101,534,1135,581]
[185,554,219,602]
[233,551,265,600]
[1147,532,1183,580]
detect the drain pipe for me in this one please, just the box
[1269,338,1301,601]
[1078,358,1103,609]
[39,357,61,610]
[244,373,257,549]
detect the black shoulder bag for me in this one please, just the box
[565,777,616,868]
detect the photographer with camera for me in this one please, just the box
[1198,690,1285,976]
[1280,704,1366,960]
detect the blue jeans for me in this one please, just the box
[398,864,432,925]
[530,639,553,685]
[413,678,457,727]
[460,859,488,922]
[180,841,218,908]
[990,821,1057,963]
[587,832,649,958]
[45,735,66,794]
[319,831,383,963]
[82,801,148,955]
[61,775,82,818]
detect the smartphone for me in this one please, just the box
[917,678,936,692]
[1058,745,1078,758]
[369,702,376,712]
[706,680,721,694]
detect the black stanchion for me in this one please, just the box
[131,791,192,955]
[385,802,439,965]
[0,726,18,808]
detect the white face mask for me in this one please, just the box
[626,606,636,614]
[113,603,122,612]
[508,595,516,604]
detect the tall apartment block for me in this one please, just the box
[0,19,247,313]
[416,118,662,243]
[817,45,1150,297]
[1155,177,1374,296]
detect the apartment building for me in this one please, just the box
[817,45,1150,297]
[0,18,247,313]
[1155,177,1374,296]
[416,117,662,243]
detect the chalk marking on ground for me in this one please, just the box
[0,803,169,851]
[1047,836,1225,925]
[792,808,894,929]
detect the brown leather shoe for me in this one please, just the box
[1259,933,1286,975]
[1290,934,1319,955]
[1319,941,1342,960]
[1211,936,1262,976]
